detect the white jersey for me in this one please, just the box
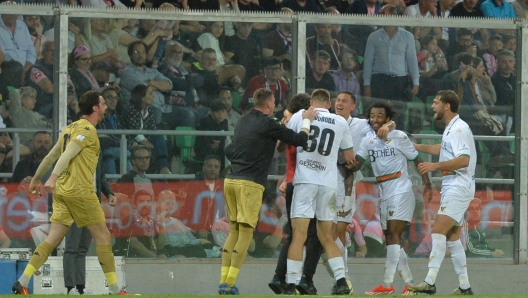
[439,115,476,198]
[338,118,371,165]
[356,130,418,200]
[288,108,354,190]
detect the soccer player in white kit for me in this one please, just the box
[284,89,356,295]
[350,101,433,295]
[409,90,477,295]
[322,92,393,293]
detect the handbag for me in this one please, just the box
[474,110,504,135]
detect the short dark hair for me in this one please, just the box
[131,145,151,159]
[313,50,331,61]
[367,101,396,122]
[339,48,357,62]
[217,86,231,96]
[201,48,217,57]
[454,53,473,66]
[420,35,436,49]
[130,84,150,108]
[127,40,147,58]
[204,154,221,164]
[286,93,311,114]
[78,90,101,116]
[489,34,503,43]
[262,56,282,68]
[457,28,472,39]
[502,34,516,45]
[209,100,228,112]
[253,88,274,108]
[132,190,153,205]
[33,131,51,139]
[338,91,356,104]
[436,90,460,113]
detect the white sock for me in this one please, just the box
[382,244,400,287]
[447,240,470,290]
[328,257,346,281]
[108,283,120,294]
[397,247,414,285]
[18,275,30,288]
[335,238,349,280]
[425,233,447,285]
[321,252,334,278]
[298,246,306,283]
[286,259,303,284]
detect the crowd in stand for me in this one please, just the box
[0,0,521,258]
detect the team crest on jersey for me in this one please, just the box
[403,136,408,140]
[76,135,86,141]
[441,206,446,211]
[389,211,394,216]
[369,139,374,144]
[456,129,461,133]
[385,139,392,145]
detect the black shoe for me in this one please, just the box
[12,281,29,295]
[296,276,317,295]
[334,284,351,295]
[268,277,284,294]
[451,287,474,295]
[283,283,298,295]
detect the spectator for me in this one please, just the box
[192,48,245,111]
[501,34,516,52]
[11,131,52,183]
[120,84,171,174]
[241,56,289,115]
[464,198,505,258]
[492,49,515,134]
[188,0,219,10]
[218,87,240,131]
[82,0,126,8]
[22,15,45,60]
[106,18,164,65]
[306,50,336,94]
[156,41,202,116]
[345,0,382,14]
[68,45,100,97]
[194,101,229,170]
[26,41,55,118]
[150,3,178,68]
[414,229,467,257]
[445,29,478,71]
[363,4,420,131]
[281,0,322,12]
[96,86,131,176]
[332,48,360,116]
[449,0,489,49]
[66,84,80,125]
[224,22,261,83]
[262,8,294,62]
[43,21,84,54]
[306,23,340,71]
[326,7,363,56]
[481,0,515,19]
[121,41,197,130]
[8,87,51,146]
[347,219,368,258]
[251,194,287,258]
[0,2,37,88]
[156,190,215,258]
[471,57,497,112]
[169,19,199,66]
[82,18,123,84]
[112,190,166,258]
[218,0,265,37]
[417,36,448,100]
[197,21,226,66]
[436,0,456,41]
[0,132,31,180]
[512,0,528,19]
[118,145,155,198]
[363,215,385,257]
[404,0,440,39]
[482,35,503,77]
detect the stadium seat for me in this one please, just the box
[175,126,203,173]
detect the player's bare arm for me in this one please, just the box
[376,120,395,139]
[417,155,470,175]
[342,148,356,165]
[44,141,82,194]
[29,142,61,194]
[347,154,363,172]
[413,143,441,156]
[413,156,433,202]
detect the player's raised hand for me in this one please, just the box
[302,106,318,121]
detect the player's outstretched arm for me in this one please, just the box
[29,142,61,194]
[413,143,441,156]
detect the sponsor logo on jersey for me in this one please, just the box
[298,159,327,171]
[368,147,395,162]
[84,126,91,131]
[315,116,335,125]
[76,135,85,141]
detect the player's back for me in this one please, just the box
[292,109,353,189]
[56,118,100,197]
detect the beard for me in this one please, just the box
[434,110,445,121]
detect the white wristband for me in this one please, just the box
[343,195,354,212]
[301,118,311,131]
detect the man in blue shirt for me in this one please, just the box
[363,4,419,131]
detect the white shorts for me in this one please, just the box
[336,180,357,223]
[437,194,472,226]
[379,192,415,230]
[291,184,337,221]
